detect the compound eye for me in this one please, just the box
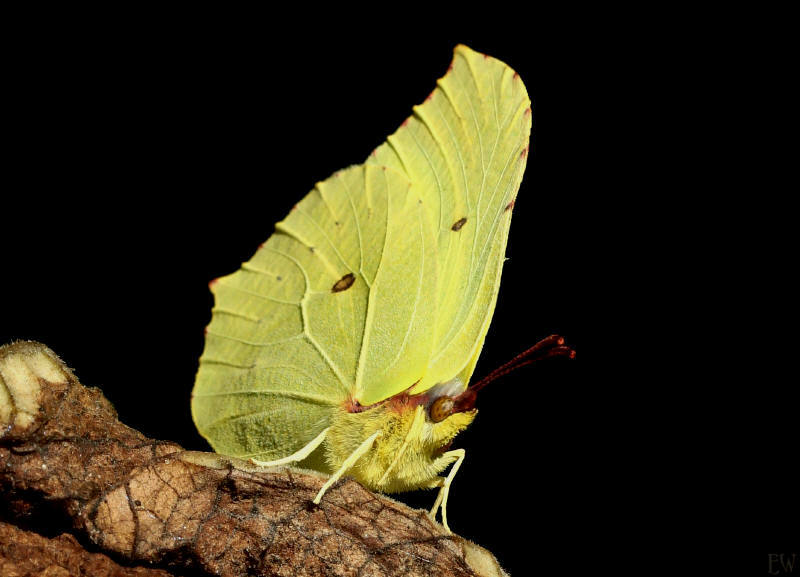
[429,396,455,423]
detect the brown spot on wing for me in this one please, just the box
[332,273,355,293]
[451,217,467,231]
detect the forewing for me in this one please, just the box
[369,44,532,392]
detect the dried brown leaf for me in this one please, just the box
[0,341,507,577]
[0,521,173,577]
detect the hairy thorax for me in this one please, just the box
[324,396,476,494]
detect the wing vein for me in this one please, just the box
[194,390,336,404]
[215,281,301,306]
[273,228,342,279]
[379,200,427,378]
[354,167,391,391]
[296,206,354,272]
[407,123,445,232]
[339,173,367,287]
[204,331,304,347]
[434,81,471,214]
[264,247,352,391]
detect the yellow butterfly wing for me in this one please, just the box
[191,44,530,461]
[369,44,531,399]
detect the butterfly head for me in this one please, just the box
[424,377,477,424]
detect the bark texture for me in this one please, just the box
[0,341,507,577]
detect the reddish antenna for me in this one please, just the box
[453,334,575,412]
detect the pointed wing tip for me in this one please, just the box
[451,44,479,67]
[450,44,529,94]
[451,44,500,64]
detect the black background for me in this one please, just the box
[2,10,795,576]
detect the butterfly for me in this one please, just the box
[191,44,571,533]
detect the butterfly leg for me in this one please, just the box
[428,448,465,534]
[313,429,382,504]
[249,426,330,468]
